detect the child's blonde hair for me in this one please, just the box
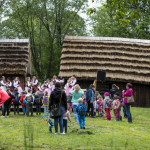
[53,75,57,79]
[78,98,83,103]
[44,91,48,96]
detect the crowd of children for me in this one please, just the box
[0,73,132,133]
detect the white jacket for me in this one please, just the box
[63,110,71,121]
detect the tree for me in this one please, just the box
[1,0,88,80]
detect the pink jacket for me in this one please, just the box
[122,88,133,104]
[97,99,103,111]
[112,99,120,110]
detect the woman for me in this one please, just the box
[122,83,133,123]
[0,76,7,91]
[49,82,67,134]
[69,84,84,124]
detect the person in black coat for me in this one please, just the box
[2,88,15,117]
[49,82,67,134]
[34,91,42,115]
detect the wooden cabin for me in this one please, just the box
[59,36,150,107]
[0,39,32,90]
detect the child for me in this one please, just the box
[25,89,34,116]
[103,92,111,121]
[42,91,49,114]
[20,91,27,115]
[114,92,123,121]
[76,98,87,129]
[112,95,120,121]
[63,108,71,133]
[13,88,20,115]
[34,91,42,115]
[97,95,103,117]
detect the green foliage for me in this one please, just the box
[0,107,150,149]
[90,1,150,39]
[0,0,88,80]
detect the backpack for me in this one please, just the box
[26,95,33,103]
[23,99,27,104]
[43,96,49,105]
[78,104,86,116]
[13,93,20,104]
[35,97,41,105]
[106,99,112,108]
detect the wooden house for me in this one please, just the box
[59,36,150,107]
[0,39,32,90]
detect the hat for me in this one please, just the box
[7,77,11,80]
[126,83,132,88]
[104,92,109,96]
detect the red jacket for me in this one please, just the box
[0,88,10,103]
[20,95,27,106]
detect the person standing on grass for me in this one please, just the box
[49,82,67,135]
[122,83,133,123]
[109,84,119,99]
[76,98,87,129]
[103,92,111,121]
[42,91,49,115]
[20,91,27,115]
[13,88,20,115]
[34,91,42,115]
[69,84,84,123]
[86,84,95,118]
[1,88,15,118]
[25,89,34,116]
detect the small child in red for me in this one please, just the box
[20,91,27,115]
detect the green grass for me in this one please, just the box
[0,107,150,150]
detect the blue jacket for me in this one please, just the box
[75,103,87,115]
[86,88,94,102]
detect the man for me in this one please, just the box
[109,84,119,99]
[86,84,95,118]
[31,75,38,93]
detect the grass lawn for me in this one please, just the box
[0,107,150,150]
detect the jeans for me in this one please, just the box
[63,119,67,133]
[3,99,11,116]
[22,106,27,115]
[26,103,33,116]
[36,105,41,115]
[44,106,49,114]
[72,105,78,122]
[105,108,111,120]
[14,104,19,114]
[54,107,65,133]
[78,115,85,129]
[87,101,94,117]
[124,104,132,122]
[123,105,127,118]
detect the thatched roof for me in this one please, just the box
[59,36,150,84]
[0,39,31,75]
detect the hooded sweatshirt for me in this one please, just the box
[49,87,67,110]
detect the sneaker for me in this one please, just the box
[6,116,9,118]
[1,116,5,118]
[55,133,58,135]
[91,116,96,118]
[60,132,65,135]
[83,126,85,129]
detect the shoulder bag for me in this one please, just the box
[50,90,62,119]
[126,89,135,103]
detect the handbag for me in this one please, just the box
[67,95,72,103]
[126,89,135,103]
[50,91,62,119]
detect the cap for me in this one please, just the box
[104,92,109,96]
